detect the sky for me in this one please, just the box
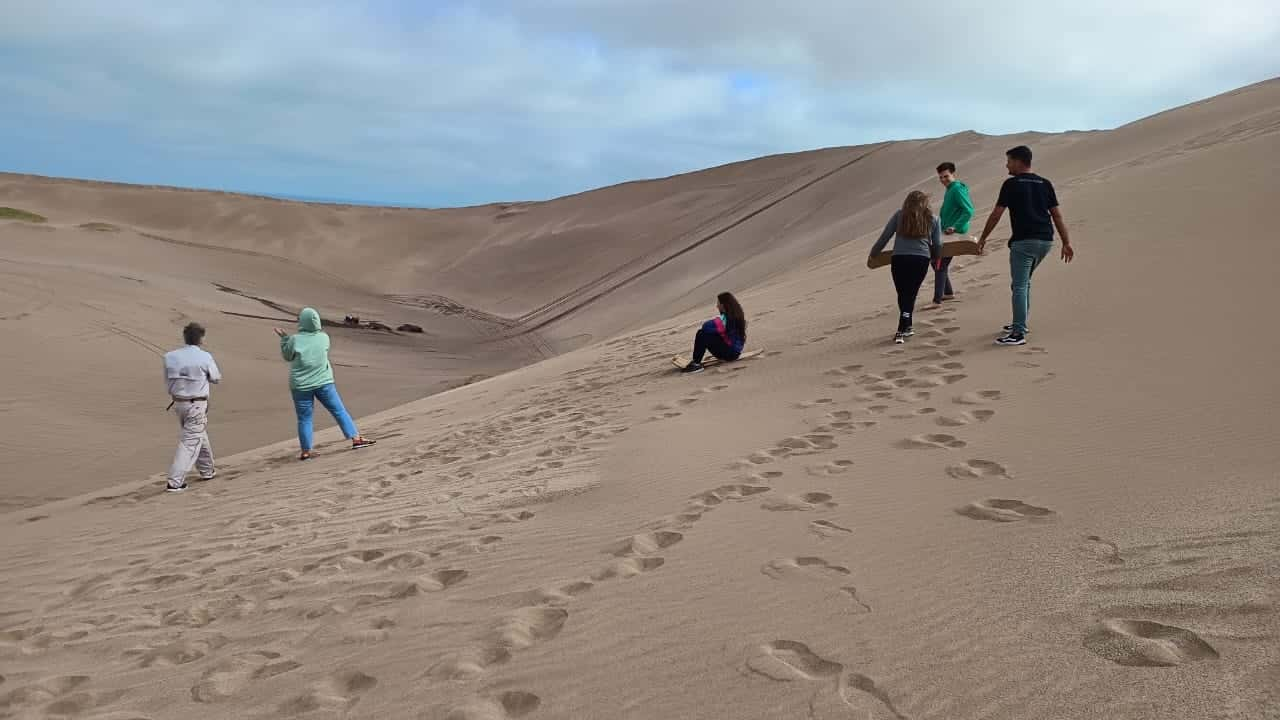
[2,1,1278,208]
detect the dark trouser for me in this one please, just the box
[890,255,931,333]
[932,256,954,302]
[1009,239,1053,335]
[692,328,739,364]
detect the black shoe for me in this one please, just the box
[1002,324,1031,334]
[165,483,188,493]
[681,362,705,374]
[994,333,1027,346]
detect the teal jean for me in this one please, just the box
[1009,239,1053,335]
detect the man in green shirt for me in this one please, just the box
[933,161,975,303]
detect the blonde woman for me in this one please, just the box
[868,190,943,343]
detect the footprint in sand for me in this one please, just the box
[956,498,1055,522]
[796,397,836,409]
[936,409,997,427]
[810,519,853,539]
[444,690,542,719]
[343,617,397,644]
[592,557,665,580]
[761,492,838,512]
[807,460,855,476]
[606,531,683,558]
[946,459,1011,480]
[0,676,98,715]
[1083,619,1219,667]
[955,390,1003,405]
[824,364,865,377]
[744,642,907,719]
[745,640,842,681]
[432,607,569,680]
[125,634,229,668]
[898,433,968,450]
[1084,535,1125,565]
[277,670,378,715]
[192,651,302,703]
[840,586,873,614]
[690,484,771,509]
[761,556,851,580]
[769,434,839,457]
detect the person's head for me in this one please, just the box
[897,190,934,238]
[1006,145,1033,175]
[716,291,746,338]
[935,161,957,187]
[298,307,322,333]
[182,322,206,346]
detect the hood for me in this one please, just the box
[298,307,322,332]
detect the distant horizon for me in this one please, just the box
[3,3,1276,208]
[3,72,1272,213]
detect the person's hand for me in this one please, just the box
[1061,242,1075,263]
[977,238,988,255]
[273,327,287,338]
[944,227,955,235]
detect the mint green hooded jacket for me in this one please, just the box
[280,308,335,391]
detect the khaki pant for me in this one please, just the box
[168,400,214,487]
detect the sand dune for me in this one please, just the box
[1,78,1278,718]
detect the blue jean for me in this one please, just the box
[292,383,359,451]
[1009,239,1053,334]
[932,256,954,302]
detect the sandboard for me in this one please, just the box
[672,347,764,370]
[867,238,980,269]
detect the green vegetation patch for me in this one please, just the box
[0,207,47,223]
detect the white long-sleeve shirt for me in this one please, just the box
[164,345,221,399]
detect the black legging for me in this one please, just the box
[890,255,931,332]
[692,327,739,364]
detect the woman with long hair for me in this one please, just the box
[274,308,376,460]
[867,190,943,343]
[681,291,747,373]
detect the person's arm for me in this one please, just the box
[868,210,898,258]
[206,356,222,384]
[1051,207,1074,262]
[976,206,1005,253]
[977,179,1011,253]
[931,218,943,260]
[279,334,296,362]
[956,184,975,232]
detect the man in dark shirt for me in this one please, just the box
[976,145,1075,345]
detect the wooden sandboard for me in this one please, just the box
[671,347,764,370]
[867,238,980,269]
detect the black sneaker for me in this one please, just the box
[681,362,705,374]
[1002,325,1031,334]
[994,333,1027,346]
[165,483,188,493]
[901,328,915,338]
[893,332,906,344]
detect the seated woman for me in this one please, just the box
[682,292,747,374]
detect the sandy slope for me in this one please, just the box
[1,78,1278,719]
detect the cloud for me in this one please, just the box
[1,1,1277,206]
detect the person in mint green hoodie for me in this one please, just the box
[933,161,976,303]
[274,308,375,460]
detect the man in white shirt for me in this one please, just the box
[162,322,222,492]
